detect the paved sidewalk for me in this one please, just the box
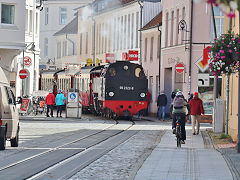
[134,129,233,180]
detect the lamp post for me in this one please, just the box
[238,10,240,153]
[157,23,161,94]
[137,0,143,65]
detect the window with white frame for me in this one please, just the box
[165,12,169,47]
[59,8,67,25]
[80,33,82,55]
[170,11,174,46]
[57,42,61,58]
[211,7,224,41]
[44,38,48,57]
[25,9,28,31]
[36,12,39,34]
[45,7,49,25]
[86,32,88,54]
[136,12,139,48]
[144,38,148,62]
[1,4,15,24]
[62,41,67,57]
[150,37,154,61]
[29,10,33,33]
[175,9,179,45]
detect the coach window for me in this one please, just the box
[109,67,116,77]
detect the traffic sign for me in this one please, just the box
[176,63,184,74]
[198,73,210,87]
[70,93,76,100]
[19,69,28,79]
[24,56,32,66]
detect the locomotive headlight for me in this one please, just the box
[140,93,146,98]
[109,92,114,97]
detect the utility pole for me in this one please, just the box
[237,10,240,153]
[137,0,143,65]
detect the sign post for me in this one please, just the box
[175,63,185,74]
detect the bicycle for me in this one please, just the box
[175,115,182,148]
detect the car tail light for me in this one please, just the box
[0,120,3,125]
[176,122,180,126]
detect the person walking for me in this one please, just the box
[55,89,66,117]
[189,92,204,135]
[157,90,167,120]
[45,89,55,117]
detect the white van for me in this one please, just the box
[0,67,19,150]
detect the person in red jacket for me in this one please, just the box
[45,89,55,117]
[189,92,204,135]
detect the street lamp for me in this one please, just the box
[157,23,161,94]
[137,0,143,65]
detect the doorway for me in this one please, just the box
[164,68,172,114]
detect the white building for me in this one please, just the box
[40,0,91,64]
[0,0,25,86]
[14,0,40,98]
[54,16,78,68]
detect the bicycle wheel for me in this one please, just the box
[176,126,181,148]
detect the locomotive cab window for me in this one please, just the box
[109,67,116,77]
[135,68,145,78]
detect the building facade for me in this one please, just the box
[76,0,143,66]
[40,0,90,64]
[161,0,213,114]
[13,0,41,98]
[142,12,162,115]
[0,0,25,83]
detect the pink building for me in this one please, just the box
[161,0,213,114]
[142,13,162,115]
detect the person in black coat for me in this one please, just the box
[157,91,168,120]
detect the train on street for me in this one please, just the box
[40,61,148,119]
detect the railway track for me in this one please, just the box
[0,120,137,180]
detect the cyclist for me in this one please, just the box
[171,91,190,144]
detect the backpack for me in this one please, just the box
[173,96,185,109]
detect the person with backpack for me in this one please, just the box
[189,92,204,135]
[171,91,190,144]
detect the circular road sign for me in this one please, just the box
[176,63,185,74]
[70,93,76,100]
[24,56,32,66]
[19,69,28,79]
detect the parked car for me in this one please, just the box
[0,67,19,150]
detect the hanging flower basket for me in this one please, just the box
[209,31,240,77]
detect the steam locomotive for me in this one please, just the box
[82,61,148,118]
[40,61,148,119]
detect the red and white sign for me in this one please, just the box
[128,50,138,61]
[176,63,185,74]
[106,53,115,63]
[19,69,28,79]
[122,52,128,61]
[20,98,30,112]
[24,56,32,66]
